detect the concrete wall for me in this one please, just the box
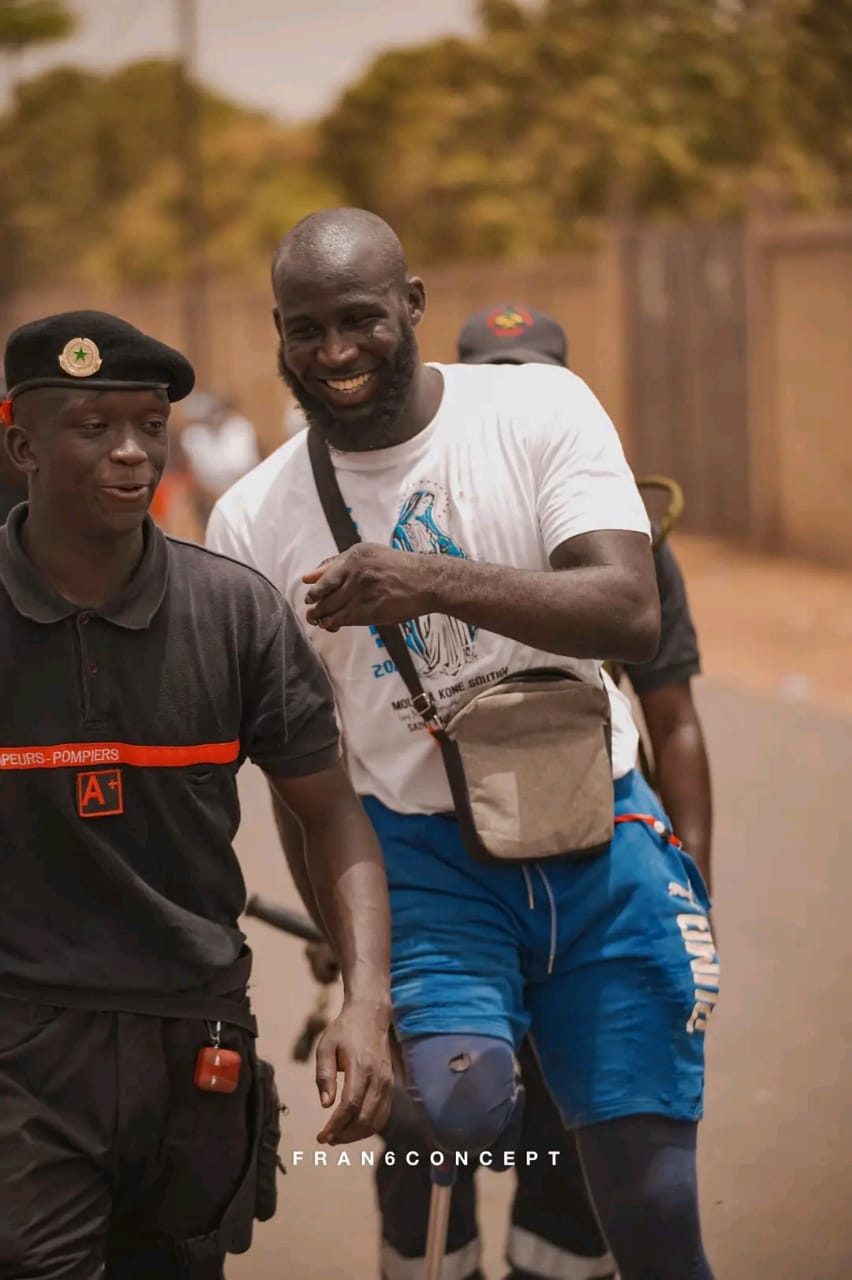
[0,237,629,459]
[415,238,631,452]
[3,215,850,566]
[747,217,852,567]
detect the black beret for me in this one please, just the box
[3,310,195,404]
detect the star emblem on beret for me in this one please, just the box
[58,336,103,378]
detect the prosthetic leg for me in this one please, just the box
[245,901,519,1280]
[407,1034,523,1280]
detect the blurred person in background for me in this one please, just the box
[455,305,713,883]
[180,391,261,523]
[149,424,203,542]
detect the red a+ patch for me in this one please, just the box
[77,768,124,818]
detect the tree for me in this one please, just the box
[780,0,852,206]
[0,1,76,302]
[0,59,343,290]
[1,0,847,291]
[318,0,850,262]
[0,0,75,50]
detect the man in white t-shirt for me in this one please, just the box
[207,208,718,1280]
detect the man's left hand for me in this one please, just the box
[303,544,433,632]
[314,997,394,1145]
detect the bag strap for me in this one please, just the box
[306,428,443,734]
[306,427,607,860]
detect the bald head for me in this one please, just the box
[272,207,409,297]
[270,207,438,452]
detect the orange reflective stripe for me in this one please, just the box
[614,812,682,848]
[0,740,240,770]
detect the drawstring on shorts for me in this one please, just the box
[517,814,681,978]
[519,863,558,975]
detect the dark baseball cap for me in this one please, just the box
[457,303,568,367]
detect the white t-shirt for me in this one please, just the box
[207,363,649,814]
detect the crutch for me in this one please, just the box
[424,1159,458,1280]
[635,473,685,551]
[245,894,324,943]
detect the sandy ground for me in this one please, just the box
[673,532,852,718]
[224,533,852,1279]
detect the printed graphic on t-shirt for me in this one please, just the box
[207,362,651,804]
[390,484,477,679]
[361,481,513,737]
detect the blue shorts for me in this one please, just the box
[362,769,718,1129]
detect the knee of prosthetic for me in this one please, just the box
[401,1034,524,1165]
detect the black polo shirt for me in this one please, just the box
[623,539,701,695]
[0,504,339,1013]
[0,480,26,525]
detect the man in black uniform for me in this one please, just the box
[360,304,713,1280]
[0,311,394,1280]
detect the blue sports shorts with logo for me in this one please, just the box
[362,768,719,1129]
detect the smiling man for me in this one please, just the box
[0,310,394,1279]
[208,209,718,1280]
[273,216,434,452]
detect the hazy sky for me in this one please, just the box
[0,0,477,121]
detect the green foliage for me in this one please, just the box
[319,0,852,260]
[0,0,75,49]
[780,0,852,206]
[0,59,343,289]
[0,0,848,289]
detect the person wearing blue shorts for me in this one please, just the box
[208,208,720,1280]
[363,304,715,1280]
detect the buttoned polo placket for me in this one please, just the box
[75,611,112,729]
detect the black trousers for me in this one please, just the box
[377,1038,614,1280]
[0,995,253,1280]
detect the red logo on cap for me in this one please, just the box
[485,306,533,339]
